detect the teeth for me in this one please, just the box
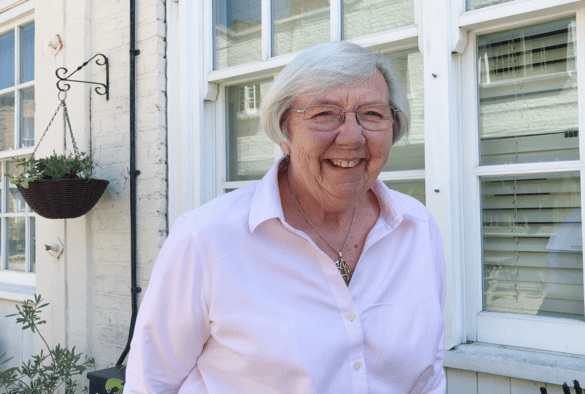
[330,159,361,168]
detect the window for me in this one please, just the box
[467,0,514,11]
[224,78,275,184]
[1,21,34,150]
[213,0,421,196]
[381,48,424,204]
[212,0,416,69]
[343,0,414,40]
[218,47,424,194]
[0,18,35,284]
[478,20,581,319]
[462,12,585,354]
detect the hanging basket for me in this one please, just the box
[17,178,109,219]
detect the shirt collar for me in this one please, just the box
[249,158,426,233]
[249,159,286,233]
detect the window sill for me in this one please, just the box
[444,343,585,386]
[0,282,34,302]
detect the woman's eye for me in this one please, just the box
[312,110,335,117]
[363,110,383,118]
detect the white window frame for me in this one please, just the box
[460,0,585,355]
[208,0,422,194]
[0,5,35,289]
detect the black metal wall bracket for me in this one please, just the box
[56,54,109,100]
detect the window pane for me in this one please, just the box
[478,19,578,165]
[20,23,34,83]
[19,87,34,148]
[6,161,26,213]
[383,49,424,172]
[30,217,35,273]
[383,179,425,205]
[344,0,413,40]
[0,30,15,90]
[8,217,26,271]
[214,0,261,69]
[0,93,15,150]
[226,79,274,181]
[482,173,583,320]
[467,0,513,11]
[273,0,330,57]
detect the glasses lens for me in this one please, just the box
[304,106,343,131]
[357,105,393,131]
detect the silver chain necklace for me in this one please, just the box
[289,182,355,285]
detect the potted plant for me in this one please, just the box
[6,151,109,219]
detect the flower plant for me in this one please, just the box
[7,151,94,189]
[0,295,95,394]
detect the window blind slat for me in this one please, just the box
[483,178,580,194]
[484,251,582,269]
[483,193,579,209]
[481,132,578,156]
[483,208,578,224]
[483,225,556,237]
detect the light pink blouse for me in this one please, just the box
[124,160,446,394]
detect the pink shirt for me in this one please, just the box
[125,160,446,394]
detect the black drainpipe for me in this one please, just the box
[117,0,141,367]
[87,0,140,389]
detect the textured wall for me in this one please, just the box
[88,0,167,369]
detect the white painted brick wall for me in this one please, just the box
[87,0,168,369]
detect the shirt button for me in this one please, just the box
[346,313,356,322]
[354,362,362,370]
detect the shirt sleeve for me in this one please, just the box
[124,214,211,394]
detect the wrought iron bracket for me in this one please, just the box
[56,54,109,100]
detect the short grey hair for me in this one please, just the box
[260,41,410,145]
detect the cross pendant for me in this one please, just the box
[335,252,352,285]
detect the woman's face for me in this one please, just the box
[280,71,394,207]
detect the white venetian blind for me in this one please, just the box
[478,19,578,166]
[482,174,583,319]
[478,19,583,320]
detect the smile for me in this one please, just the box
[327,159,363,168]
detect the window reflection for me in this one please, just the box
[226,79,275,181]
[482,173,584,320]
[0,30,15,90]
[214,0,262,69]
[344,0,413,40]
[478,19,579,165]
[272,0,330,57]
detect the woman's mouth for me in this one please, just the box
[326,159,363,168]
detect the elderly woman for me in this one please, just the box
[125,41,446,393]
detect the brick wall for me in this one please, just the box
[89,0,167,369]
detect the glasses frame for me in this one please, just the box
[289,104,399,131]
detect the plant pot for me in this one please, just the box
[17,178,109,219]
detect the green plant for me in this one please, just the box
[6,151,95,189]
[0,295,94,394]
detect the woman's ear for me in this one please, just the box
[280,142,291,156]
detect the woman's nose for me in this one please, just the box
[336,112,366,146]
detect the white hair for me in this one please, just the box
[260,41,410,145]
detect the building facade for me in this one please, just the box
[1,0,585,392]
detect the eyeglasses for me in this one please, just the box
[289,104,398,132]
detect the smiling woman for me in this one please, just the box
[125,41,446,394]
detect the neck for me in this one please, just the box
[284,168,358,228]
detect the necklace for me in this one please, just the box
[289,182,356,285]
